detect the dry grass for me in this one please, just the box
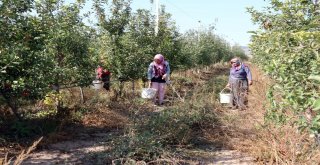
[56,63,320,164]
[2,62,320,164]
[206,63,320,164]
[2,137,42,165]
[111,62,320,164]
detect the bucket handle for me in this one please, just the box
[220,87,232,94]
[92,80,103,84]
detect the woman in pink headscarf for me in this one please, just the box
[147,54,170,106]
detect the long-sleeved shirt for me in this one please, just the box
[229,63,252,82]
[147,61,170,80]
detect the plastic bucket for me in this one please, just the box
[220,87,232,104]
[141,88,157,99]
[92,80,103,90]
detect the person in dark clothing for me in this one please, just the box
[96,65,110,90]
[226,57,252,110]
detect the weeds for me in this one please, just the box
[221,64,320,164]
[2,63,320,164]
[3,137,42,165]
[107,64,226,163]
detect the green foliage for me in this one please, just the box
[94,0,135,80]
[10,121,36,137]
[151,10,182,71]
[93,1,237,81]
[0,0,50,117]
[36,0,95,87]
[313,99,320,111]
[231,44,248,60]
[248,0,320,132]
[94,1,183,80]
[8,119,58,138]
[0,0,95,118]
[0,0,241,120]
[179,28,241,68]
[71,107,89,121]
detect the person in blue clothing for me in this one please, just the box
[147,54,170,106]
[226,57,253,110]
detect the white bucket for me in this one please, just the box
[141,88,157,99]
[92,80,103,90]
[220,87,232,104]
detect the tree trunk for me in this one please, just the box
[54,84,64,117]
[119,81,124,97]
[132,81,135,94]
[79,87,84,104]
[0,91,21,120]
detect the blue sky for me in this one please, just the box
[71,0,269,46]
[131,0,269,46]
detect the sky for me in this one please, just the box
[130,0,269,46]
[72,0,270,46]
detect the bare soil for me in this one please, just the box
[4,64,265,165]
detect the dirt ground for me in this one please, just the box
[3,64,266,165]
[21,105,258,164]
[23,133,255,164]
[24,66,259,165]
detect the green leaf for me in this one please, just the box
[308,75,320,82]
[313,99,320,111]
[247,31,257,34]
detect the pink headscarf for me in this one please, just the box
[153,54,166,77]
[154,54,164,62]
[154,54,165,65]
